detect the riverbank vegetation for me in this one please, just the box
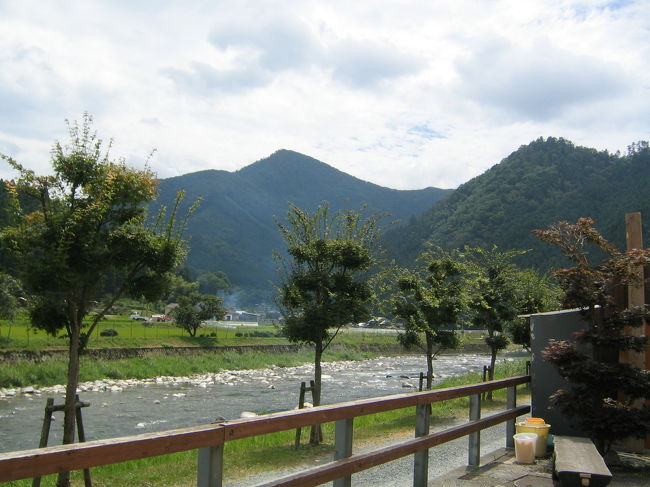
[4,360,528,487]
[0,345,397,389]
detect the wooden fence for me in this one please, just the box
[0,375,530,487]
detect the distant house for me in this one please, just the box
[225,310,261,323]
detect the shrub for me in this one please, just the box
[534,218,650,453]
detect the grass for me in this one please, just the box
[0,316,406,351]
[0,314,490,351]
[3,360,529,486]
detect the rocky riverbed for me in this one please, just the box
[0,354,511,453]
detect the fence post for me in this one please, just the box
[413,403,431,487]
[197,445,224,487]
[294,381,307,449]
[333,418,354,487]
[506,385,517,448]
[468,394,481,467]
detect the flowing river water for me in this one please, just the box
[0,354,503,453]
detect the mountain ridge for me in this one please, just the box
[154,149,453,303]
[382,137,650,270]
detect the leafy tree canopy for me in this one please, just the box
[275,202,381,444]
[173,292,225,337]
[390,249,466,387]
[0,114,191,482]
[0,272,22,321]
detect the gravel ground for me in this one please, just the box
[231,419,511,486]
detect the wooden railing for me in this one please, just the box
[0,375,530,487]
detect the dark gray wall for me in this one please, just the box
[530,308,591,437]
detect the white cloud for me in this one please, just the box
[455,38,629,121]
[0,0,648,190]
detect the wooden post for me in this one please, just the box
[622,212,648,451]
[294,381,307,449]
[413,403,431,487]
[32,398,54,487]
[309,379,322,443]
[468,394,481,467]
[197,445,223,487]
[506,386,516,448]
[333,418,354,487]
[481,366,490,401]
[74,395,92,487]
[418,371,432,391]
[33,396,92,487]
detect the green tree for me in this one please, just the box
[198,270,232,295]
[163,273,199,302]
[0,272,21,322]
[506,269,561,351]
[0,115,189,486]
[391,252,464,389]
[173,292,225,336]
[464,246,524,397]
[275,202,380,445]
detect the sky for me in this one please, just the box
[0,0,648,190]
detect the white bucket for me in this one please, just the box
[513,433,538,464]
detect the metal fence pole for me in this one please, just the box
[197,445,224,487]
[506,385,517,448]
[468,394,481,467]
[413,403,431,487]
[333,418,354,487]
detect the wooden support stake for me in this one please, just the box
[32,398,54,487]
[294,382,307,449]
[33,396,92,487]
[309,380,322,444]
[294,381,320,448]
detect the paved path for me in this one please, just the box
[233,419,511,486]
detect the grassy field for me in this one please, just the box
[0,315,411,350]
[3,360,529,487]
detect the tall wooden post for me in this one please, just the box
[622,212,649,450]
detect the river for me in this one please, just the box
[0,354,502,453]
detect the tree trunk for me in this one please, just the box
[425,332,434,390]
[57,327,81,487]
[310,341,323,446]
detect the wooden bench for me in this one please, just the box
[553,436,612,487]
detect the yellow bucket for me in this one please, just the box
[515,419,550,457]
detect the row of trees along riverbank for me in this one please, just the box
[0,114,621,487]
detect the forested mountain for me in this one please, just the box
[383,137,650,270]
[5,139,648,306]
[153,149,451,303]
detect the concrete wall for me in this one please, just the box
[530,308,591,437]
